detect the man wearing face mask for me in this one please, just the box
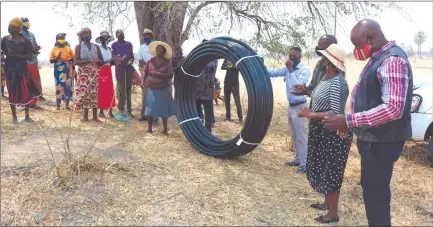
[267,47,311,174]
[292,35,339,106]
[21,17,44,108]
[112,29,135,118]
[138,29,159,124]
[323,19,413,227]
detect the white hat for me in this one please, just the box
[148,41,173,59]
[317,43,346,72]
[143,28,155,37]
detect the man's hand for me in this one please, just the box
[127,58,133,65]
[298,108,311,118]
[285,59,294,73]
[291,84,308,95]
[323,114,349,132]
[113,56,121,65]
[34,45,41,52]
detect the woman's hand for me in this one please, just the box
[150,71,162,77]
[336,127,349,139]
[90,57,99,64]
[56,52,62,61]
[298,108,311,118]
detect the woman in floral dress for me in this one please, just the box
[74,27,104,122]
[50,33,75,111]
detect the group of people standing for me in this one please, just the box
[268,19,413,226]
[1,17,243,135]
[2,16,411,226]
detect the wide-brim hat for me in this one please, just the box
[149,41,173,59]
[317,43,346,72]
[142,28,154,37]
[96,31,114,44]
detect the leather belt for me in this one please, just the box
[290,100,307,107]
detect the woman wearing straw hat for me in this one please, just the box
[1,17,41,123]
[143,41,175,134]
[298,43,353,223]
[95,31,118,118]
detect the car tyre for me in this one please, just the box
[428,138,433,158]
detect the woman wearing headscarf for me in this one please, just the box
[49,33,75,111]
[0,18,41,123]
[298,44,352,223]
[142,41,175,134]
[74,27,104,122]
[95,31,118,118]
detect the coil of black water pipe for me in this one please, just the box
[175,37,274,158]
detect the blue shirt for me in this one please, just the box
[21,29,38,65]
[267,62,310,104]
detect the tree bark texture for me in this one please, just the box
[134,1,187,49]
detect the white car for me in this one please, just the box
[411,76,433,157]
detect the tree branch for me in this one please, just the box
[180,1,218,45]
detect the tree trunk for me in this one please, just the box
[134,1,187,49]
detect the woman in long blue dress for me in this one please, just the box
[143,41,175,134]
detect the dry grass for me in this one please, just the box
[1,57,433,226]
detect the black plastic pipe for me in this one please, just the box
[175,37,273,158]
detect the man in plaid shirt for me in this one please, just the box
[324,19,413,226]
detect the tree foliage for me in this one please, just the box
[414,31,427,57]
[52,2,135,36]
[53,1,408,54]
[406,46,415,57]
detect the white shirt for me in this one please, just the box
[137,44,152,62]
[99,45,113,63]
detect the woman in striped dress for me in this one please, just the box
[74,27,104,122]
[298,44,353,224]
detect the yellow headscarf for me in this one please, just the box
[9,17,23,30]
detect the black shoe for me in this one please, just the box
[314,215,339,224]
[310,203,327,211]
[296,165,307,174]
[138,116,147,121]
[285,161,300,166]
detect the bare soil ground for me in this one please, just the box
[1,57,432,226]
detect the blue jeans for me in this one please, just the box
[357,140,405,227]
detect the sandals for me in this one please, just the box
[314,215,339,224]
[310,203,327,211]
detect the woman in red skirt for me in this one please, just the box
[1,18,41,123]
[95,31,117,118]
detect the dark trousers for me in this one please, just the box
[357,140,405,227]
[224,82,243,121]
[116,71,132,112]
[196,99,213,132]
